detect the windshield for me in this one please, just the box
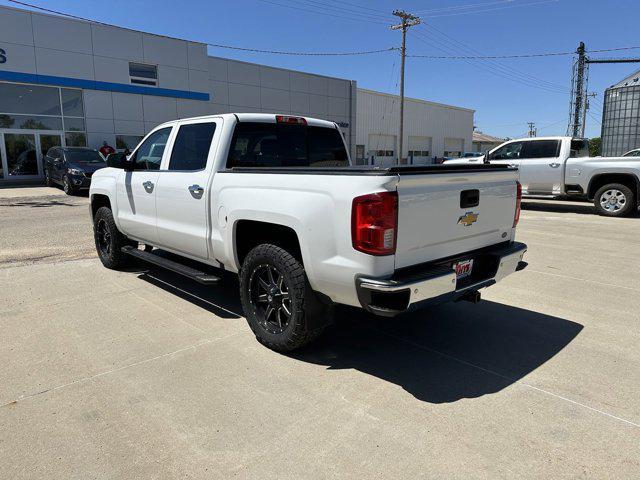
[66,150,104,163]
[227,122,349,168]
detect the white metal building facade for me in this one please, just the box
[355,88,474,165]
[0,4,356,184]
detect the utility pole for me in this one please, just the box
[527,122,537,137]
[567,42,587,137]
[391,10,420,165]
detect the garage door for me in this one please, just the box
[408,135,432,165]
[444,137,464,158]
[367,134,397,166]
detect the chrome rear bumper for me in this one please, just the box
[356,242,527,317]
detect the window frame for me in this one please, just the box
[166,121,217,172]
[129,62,158,87]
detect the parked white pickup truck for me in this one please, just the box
[445,136,640,217]
[90,114,527,351]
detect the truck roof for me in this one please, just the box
[155,113,339,129]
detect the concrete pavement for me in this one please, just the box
[1,190,639,478]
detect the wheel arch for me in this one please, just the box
[90,193,112,219]
[233,220,303,270]
[587,173,640,202]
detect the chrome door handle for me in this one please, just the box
[188,184,204,198]
[549,163,560,168]
[143,181,154,193]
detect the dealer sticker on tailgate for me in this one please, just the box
[454,259,474,279]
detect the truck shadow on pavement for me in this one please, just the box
[293,303,583,403]
[135,266,583,404]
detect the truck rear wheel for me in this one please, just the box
[593,183,635,217]
[239,244,326,352]
[93,206,135,269]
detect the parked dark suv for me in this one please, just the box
[44,147,106,195]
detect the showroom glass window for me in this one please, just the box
[0,82,87,147]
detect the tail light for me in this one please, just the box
[513,181,522,227]
[352,191,398,255]
[276,115,307,125]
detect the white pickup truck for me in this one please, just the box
[446,136,640,217]
[90,113,527,351]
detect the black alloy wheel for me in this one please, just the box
[249,263,292,334]
[96,218,112,257]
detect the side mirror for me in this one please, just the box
[106,152,133,171]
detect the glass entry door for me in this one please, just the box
[0,131,63,180]
[3,133,38,177]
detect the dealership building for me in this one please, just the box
[0,4,473,184]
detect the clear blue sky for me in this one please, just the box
[4,0,640,139]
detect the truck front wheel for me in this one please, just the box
[93,206,135,269]
[239,244,327,352]
[593,183,636,217]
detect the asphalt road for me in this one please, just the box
[1,189,639,479]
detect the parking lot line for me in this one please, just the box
[526,268,640,292]
[1,332,242,409]
[370,326,640,429]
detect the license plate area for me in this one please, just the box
[454,259,474,280]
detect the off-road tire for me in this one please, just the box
[239,244,326,352]
[93,206,135,269]
[593,183,636,217]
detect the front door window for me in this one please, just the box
[4,133,38,176]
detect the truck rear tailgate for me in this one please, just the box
[394,168,518,269]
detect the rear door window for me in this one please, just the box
[226,122,349,168]
[570,139,589,158]
[168,122,216,171]
[522,140,560,159]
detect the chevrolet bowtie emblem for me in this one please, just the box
[458,212,479,226]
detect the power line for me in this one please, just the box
[292,0,392,21]
[407,46,640,60]
[409,29,568,95]
[420,23,569,92]
[256,0,389,24]
[5,0,394,57]
[208,44,395,56]
[415,0,515,14]
[421,0,560,18]
[408,51,573,59]
[317,0,390,15]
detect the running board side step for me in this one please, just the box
[121,246,221,284]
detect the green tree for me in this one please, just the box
[589,137,601,157]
